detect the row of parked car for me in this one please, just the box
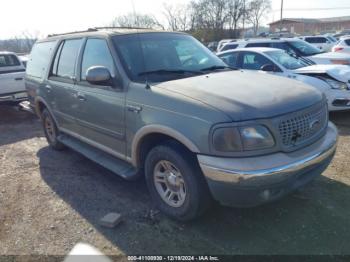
[0,28,343,220]
[214,37,350,112]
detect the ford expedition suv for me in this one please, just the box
[26,28,338,221]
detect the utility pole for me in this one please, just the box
[242,0,246,38]
[280,0,284,33]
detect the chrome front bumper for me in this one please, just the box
[198,122,338,206]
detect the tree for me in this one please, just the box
[246,0,271,36]
[227,0,245,37]
[111,13,164,29]
[163,3,195,31]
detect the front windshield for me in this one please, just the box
[112,33,227,82]
[265,50,308,70]
[288,40,323,56]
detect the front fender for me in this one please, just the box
[131,124,200,167]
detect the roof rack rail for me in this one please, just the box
[47,28,98,37]
[92,26,151,30]
[47,26,153,38]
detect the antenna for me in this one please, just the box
[130,0,150,89]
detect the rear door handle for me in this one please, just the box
[14,77,23,81]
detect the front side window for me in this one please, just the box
[345,39,350,46]
[81,39,115,81]
[51,39,83,79]
[241,52,272,70]
[0,54,21,67]
[265,50,307,70]
[112,33,227,82]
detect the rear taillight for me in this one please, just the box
[334,47,344,52]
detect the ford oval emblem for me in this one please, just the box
[309,119,320,130]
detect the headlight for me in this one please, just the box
[213,125,275,152]
[322,78,348,90]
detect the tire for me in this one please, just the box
[145,142,212,221]
[41,109,65,150]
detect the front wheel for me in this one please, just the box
[145,143,212,221]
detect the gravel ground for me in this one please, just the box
[0,105,350,257]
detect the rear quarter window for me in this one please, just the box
[27,41,57,80]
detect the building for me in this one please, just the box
[269,16,350,35]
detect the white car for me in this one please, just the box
[299,36,335,52]
[0,51,27,103]
[217,47,350,111]
[220,38,350,66]
[217,39,236,52]
[332,37,350,54]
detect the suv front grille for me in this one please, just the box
[278,103,327,148]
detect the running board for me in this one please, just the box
[57,134,139,180]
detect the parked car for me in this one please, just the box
[216,39,236,52]
[332,37,350,54]
[26,28,338,221]
[207,41,218,52]
[299,36,335,52]
[217,47,350,111]
[219,38,350,65]
[0,51,27,103]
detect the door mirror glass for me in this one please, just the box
[260,64,276,72]
[86,66,112,86]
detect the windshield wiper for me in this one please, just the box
[200,65,237,72]
[138,69,202,76]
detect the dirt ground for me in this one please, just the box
[0,104,349,256]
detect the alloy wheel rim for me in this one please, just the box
[153,160,186,208]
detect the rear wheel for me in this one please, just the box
[145,142,212,221]
[41,109,65,150]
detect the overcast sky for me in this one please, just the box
[1,0,350,39]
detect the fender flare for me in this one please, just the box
[131,124,200,167]
[34,97,60,127]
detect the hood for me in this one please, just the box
[154,71,323,121]
[311,52,350,59]
[293,64,350,83]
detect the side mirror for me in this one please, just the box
[260,64,276,72]
[86,66,112,86]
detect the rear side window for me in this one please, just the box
[219,52,239,67]
[221,44,238,51]
[246,42,271,48]
[51,39,83,79]
[81,38,115,81]
[0,54,21,67]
